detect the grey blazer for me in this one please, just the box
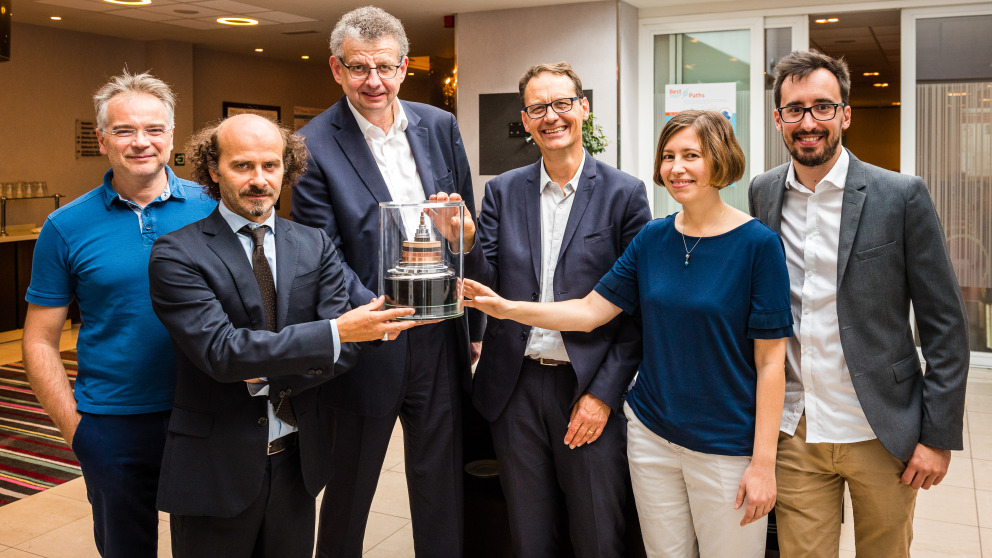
[748,150,969,462]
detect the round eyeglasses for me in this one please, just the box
[523,96,582,119]
[337,58,402,80]
[776,103,844,123]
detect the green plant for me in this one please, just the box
[582,112,608,155]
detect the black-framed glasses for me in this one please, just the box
[337,58,402,80]
[102,126,174,139]
[523,96,582,119]
[776,103,845,123]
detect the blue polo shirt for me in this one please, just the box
[26,168,216,415]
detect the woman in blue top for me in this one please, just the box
[463,110,792,558]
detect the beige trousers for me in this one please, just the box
[775,414,918,557]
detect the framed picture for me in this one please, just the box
[222,101,281,122]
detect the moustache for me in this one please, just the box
[243,186,275,197]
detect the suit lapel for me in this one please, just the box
[765,167,788,233]
[557,154,595,261]
[837,152,868,288]
[330,98,392,204]
[524,162,543,283]
[202,210,268,332]
[274,218,298,330]
[404,104,436,197]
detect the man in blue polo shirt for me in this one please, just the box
[21,71,215,558]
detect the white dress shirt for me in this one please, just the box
[523,157,585,363]
[779,149,875,443]
[346,98,426,206]
[218,201,341,442]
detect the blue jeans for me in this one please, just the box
[72,410,171,558]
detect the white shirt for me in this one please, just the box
[346,98,426,206]
[779,149,875,443]
[523,157,585,362]
[218,201,341,442]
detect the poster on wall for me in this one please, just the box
[664,82,737,132]
[294,106,325,131]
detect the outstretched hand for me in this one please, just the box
[461,279,513,320]
[336,296,421,342]
[428,192,476,251]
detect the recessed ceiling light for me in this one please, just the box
[301,55,310,60]
[408,72,415,76]
[873,83,889,87]
[50,16,62,20]
[815,17,839,23]
[254,48,263,52]
[892,101,901,106]
[217,17,258,25]
[863,72,879,76]
[103,0,151,5]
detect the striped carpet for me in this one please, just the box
[0,350,81,507]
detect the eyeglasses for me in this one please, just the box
[776,103,845,123]
[337,58,402,80]
[523,96,582,119]
[102,127,174,139]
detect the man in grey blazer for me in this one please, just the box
[748,50,969,557]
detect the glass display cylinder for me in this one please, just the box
[379,201,464,321]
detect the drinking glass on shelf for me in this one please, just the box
[0,183,11,198]
[14,181,26,198]
[40,182,49,197]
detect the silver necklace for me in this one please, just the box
[680,206,726,267]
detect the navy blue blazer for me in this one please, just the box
[149,209,358,517]
[292,96,479,416]
[465,155,652,421]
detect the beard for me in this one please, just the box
[786,131,841,168]
[241,186,277,217]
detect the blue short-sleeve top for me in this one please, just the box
[594,214,793,456]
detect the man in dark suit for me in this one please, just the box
[290,7,479,556]
[748,50,970,557]
[434,62,650,557]
[148,114,420,557]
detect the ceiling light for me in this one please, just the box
[103,0,151,5]
[863,72,879,76]
[947,92,967,97]
[301,55,309,60]
[254,48,263,52]
[50,16,62,20]
[892,102,901,106]
[815,17,839,23]
[217,17,257,25]
[408,72,415,76]
[873,83,889,87]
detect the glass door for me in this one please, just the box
[638,16,806,217]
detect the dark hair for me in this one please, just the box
[653,110,745,190]
[518,62,583,106]
[186,118,308,201]
[773,50,851,107]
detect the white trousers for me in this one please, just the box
[625,403,767,558]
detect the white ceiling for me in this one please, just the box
[14,0,604,60]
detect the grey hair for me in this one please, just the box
[93,70,176,131]
[329,6,409,60]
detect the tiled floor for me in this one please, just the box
[2,329,992,557]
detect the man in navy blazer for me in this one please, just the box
[749,51,969,556]
[149,114,419,557]
[435,62,650,556]
[291,7,479,556]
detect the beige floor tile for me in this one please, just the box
[0,549,47,557]
[980,527,992,557]
[388,460,406,473]
[361,512,410,553]
[838,551,855,558]
[942,455,975,489]
[915,484,978,526]
[968,393,992,413]
[839,511,855,552]
[969,412,992,435]
[966,380,992,396]
[911,517,982,557]
[157,522,172,557]
[381,436,404,472]
[42,478,87,503]
[976,460,992,492]
[14,516,100,558]
[363,522,414,558]
[960,435,974,459]
[369,471,411,519]
[0,493,91,547]
[976,490,992,528]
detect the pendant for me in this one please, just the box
[684,253,690,267]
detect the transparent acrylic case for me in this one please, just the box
[379,201,464,320]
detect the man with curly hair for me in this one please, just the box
[23,70,215,557]
[148,114,423,557]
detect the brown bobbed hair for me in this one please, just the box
[186,118,309,201]
[653,110,745,190]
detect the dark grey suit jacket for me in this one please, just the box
[748,150,969,461]
[149,209,359,517]
[465,154,651,421]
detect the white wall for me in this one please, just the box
[456,1,619,208]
